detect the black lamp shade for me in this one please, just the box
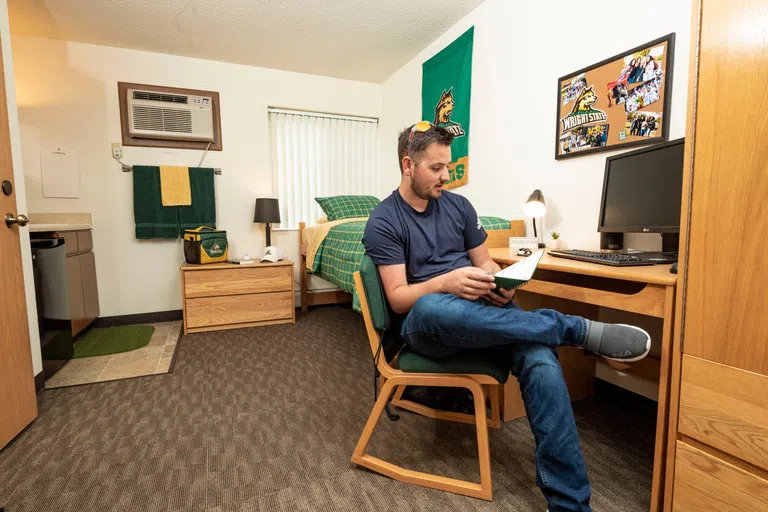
[526,189,545,205]
[254,198,280,224]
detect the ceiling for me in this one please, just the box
[8,0,485,83]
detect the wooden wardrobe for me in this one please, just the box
[664,0,768,510]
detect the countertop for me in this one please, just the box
[26,213,92,233]
[29,223,92,232]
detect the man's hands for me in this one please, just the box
[440,267,514,306]
[440,267,494,300]
[481,286,515,307]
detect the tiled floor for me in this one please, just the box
[44,321,181,389]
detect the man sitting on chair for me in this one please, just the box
[362,122,651,512]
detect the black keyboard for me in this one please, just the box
[549,249,656,267]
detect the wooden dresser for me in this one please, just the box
[180,260,295,334]
[664,1,768,510]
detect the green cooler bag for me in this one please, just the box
[183,226,228,264]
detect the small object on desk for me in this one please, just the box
[260,245,281,263]
[517,247,532,256]
[670,262,678,274]
[226,259,255,265]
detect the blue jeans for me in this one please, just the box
[401,294,592,512]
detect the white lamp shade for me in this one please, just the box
[523,200,547,218]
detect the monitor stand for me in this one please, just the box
[634,233,680,264]
[661,232,680,254]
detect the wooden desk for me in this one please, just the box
[490,248,676,512]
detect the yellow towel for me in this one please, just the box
[159,166,191,206]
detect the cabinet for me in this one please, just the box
[181,260,295,334]
[58,229,99,336]
[665,0,768,510]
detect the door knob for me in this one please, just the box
[5,213,29,227]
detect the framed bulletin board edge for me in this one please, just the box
[554,32,675,161]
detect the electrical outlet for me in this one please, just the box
[111,143,123,159]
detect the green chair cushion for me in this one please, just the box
[398,348,510,384]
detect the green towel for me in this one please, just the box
[133,166,180,239]
[178,167,216,232]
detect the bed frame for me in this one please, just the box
[298,220,525,312]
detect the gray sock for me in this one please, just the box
[584,320,651,362]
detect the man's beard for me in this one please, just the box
[410,170,442,200]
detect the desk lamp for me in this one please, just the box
[254,198,281,247]
[524,189,547,248]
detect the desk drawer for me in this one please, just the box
[185,291,293,328]
[184,266,293,298]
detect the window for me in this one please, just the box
[269,108,379,228]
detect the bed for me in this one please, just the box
[298,217,525,312]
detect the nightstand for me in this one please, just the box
[180,259,295,334]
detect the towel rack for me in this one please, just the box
[122,165,222,175]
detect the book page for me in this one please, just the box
[495,250,544,280]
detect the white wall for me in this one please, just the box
[1,2,42,376]
[380,0,692,251]
[11,36,381,317]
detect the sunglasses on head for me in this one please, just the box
[404,121,435,159]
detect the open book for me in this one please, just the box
[494,250,544,290]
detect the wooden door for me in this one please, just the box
[80,251,99,322]
[681,0,768,373]
[669,0,768,508]
[0,38,37,449]
[66,254,87,336]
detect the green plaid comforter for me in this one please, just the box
[308,216,511,312]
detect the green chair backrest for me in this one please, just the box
[359,254,391,331]
[359,254,404,362]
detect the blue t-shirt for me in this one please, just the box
[362,189,487,283]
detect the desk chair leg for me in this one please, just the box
[352,375,493,501]
[391,383,502,430]
[490,384,501,428]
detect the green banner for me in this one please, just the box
[421,27,473,189]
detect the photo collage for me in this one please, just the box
[556,36,672,158]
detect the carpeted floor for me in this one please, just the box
[0,306,656,512]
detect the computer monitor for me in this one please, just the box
[598,138,685,253]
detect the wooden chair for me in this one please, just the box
[351,255,509,501]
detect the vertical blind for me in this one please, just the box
[269,109,379,228]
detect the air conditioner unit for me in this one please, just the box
[127,88,214,142]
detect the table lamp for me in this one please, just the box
[523,189,547,248]
[254,198,281,247]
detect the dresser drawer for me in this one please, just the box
[184,266,293,298]
[673,441,768,511]
[678,355,768,471]
[185,291,293,328]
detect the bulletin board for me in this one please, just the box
[555,33,675,160]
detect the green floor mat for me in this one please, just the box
[72,325,155,358]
